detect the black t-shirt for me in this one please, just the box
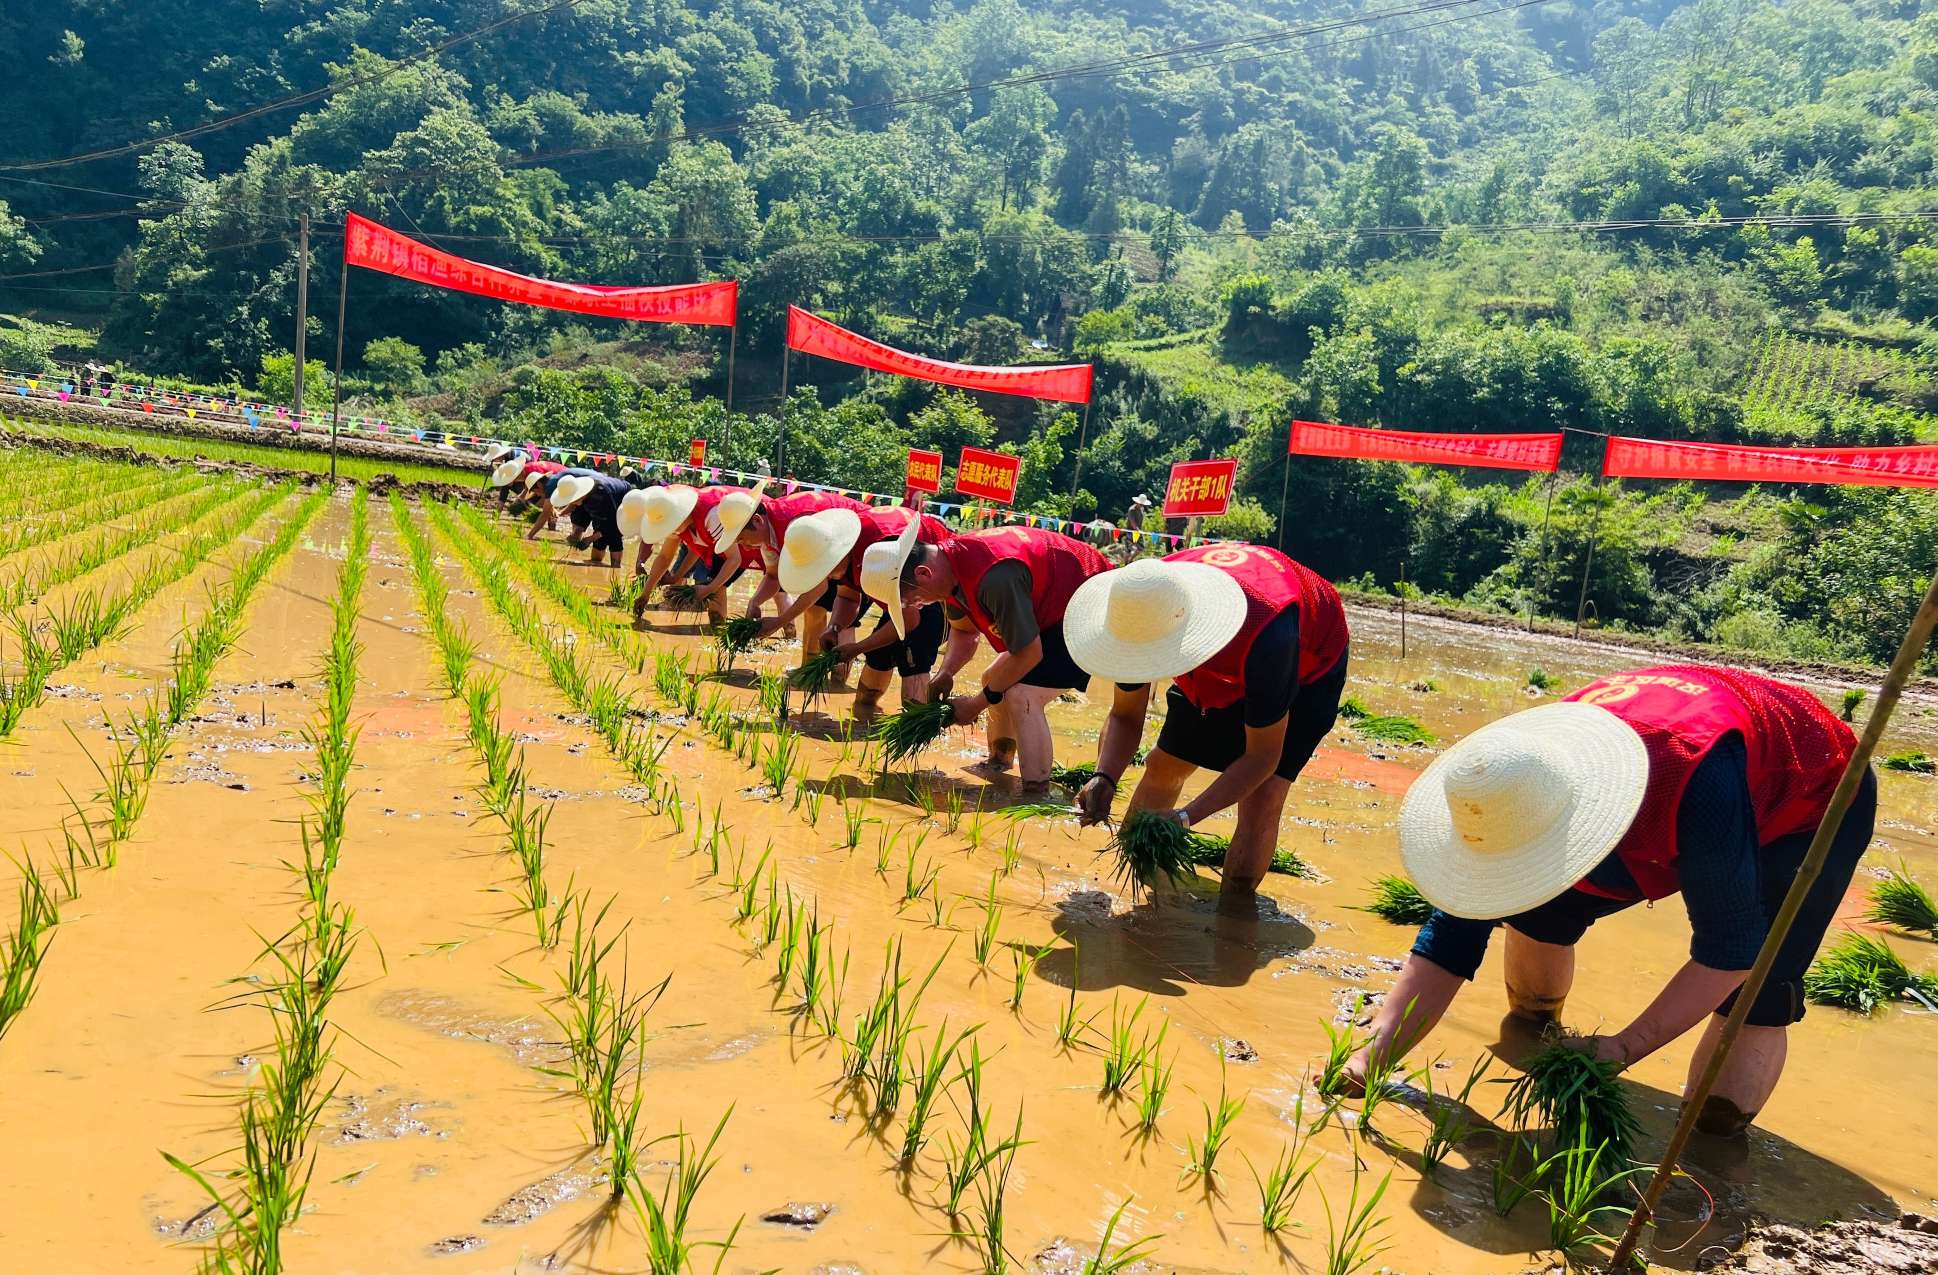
[946,560,1040,650]
[1121,603,1302,729]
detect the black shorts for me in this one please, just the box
[1154,647,1347,782]
[864,602,945,677]
[1016,623,1090,692]
[1413,767,1879,1028]
[810,578,840,611]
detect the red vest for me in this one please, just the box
[941,527,1111,651]
[1564,666,1855,900]
[520,459,566,479]
[765,490,870,546]
[842,508,950,590]
[675,486,732,566]
[1166,545,1349,709]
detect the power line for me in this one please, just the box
[0,0,594,174]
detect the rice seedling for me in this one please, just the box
[1100,995,1148,1095]
[1250,1095,1318,1233]
[0,858,61,1043]
[901,1023,976,1165]
[713,616,762,671]
[940,1045,999,1216]
[972,875,1003,968]
[1318,1160,1392,1275]
[1009,940,1051,1010]
[1134,1027,1173,1132]
[842,796,871,851]
[873,822,902,875]
[1526,668,1559,693]
[1000,828,1022,875]
[734,852,773,923]
[1337,697,1436,746]
[1186,1065,1246,1184]
[801,782,827,827]
[662,581,703,612]
[1841,688,1866,721]
[971,1112,1023,1274]
[1502,1044,1641,1172]
[900,847,943,905]
[1542,1127,1649,1259]
[872,699,953,766]
[626,1108,742,1275]
[1001,801,1076,821]
[1804,932,1938,1011]
[1354,1024,1412,1136]
[1178,831,1317,880]
[944,786,967,834]
[1075,1199,1160,1273]
[1490,1132,1544,1217]
[756,667,787,719]
[1103,810,1212,894]
[966,797,989,851]
[1054,944,1099,1050]
[1360,875,1436,924]
[1420,1054,1492,1179]
[1865,864,1938,938]
[1048,762,1097,790]
[759,730,800,798]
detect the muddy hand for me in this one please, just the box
[947,694,984,727]
[927,673,955,703]
[1076,775,1116,825]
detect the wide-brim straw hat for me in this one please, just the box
[489,458,526,488]
[708,480,770,554]
[484,443,515,466]
[1399,702,1650,920]
[553,474,596,511]
[777,508,862,595]
[524,470,548,490]
[636,485,699,543]
[616,489,652,539]
[859,512,924,639]
[1063,559,1247,685]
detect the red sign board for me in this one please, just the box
[1163,458,1238,518]
[1603,435,1938,488]
[954,446,1021,504]
[688,438,707,468]
[906,448,943,493]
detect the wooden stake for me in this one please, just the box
[329,259,348,484]
[1607,558,1938,1270]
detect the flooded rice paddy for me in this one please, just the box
[1,479,1934,1273]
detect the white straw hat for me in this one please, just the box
[616,489,652,539]
[636,485,699,543]
[484,443,515,466]
[1063,559,1246,684]
[777,508,863,595]
[1399,702,1650,920]
[708,480,770,554]
[524,470,547,490]
[859,511,924,639]
[489,458,526,488]
[553,474,596,511]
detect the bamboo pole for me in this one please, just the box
[1528,472,1558,632]
[1069,398,1093,496]
[328,261,348,484]
[1606,558,1938,1270]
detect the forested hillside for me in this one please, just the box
[3,0,1938,664]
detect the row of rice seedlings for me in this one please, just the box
[0,481,285,736]
[845,937,949,1123]
[0,472,242,610]
[0,464,189,563]
[0,858,63,1043]
[453,501,654,673]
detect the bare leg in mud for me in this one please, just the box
[1502,929,1573,1023]
[1007,683,1059,793]
[1213,776,1291,918]
[1686,1016,1786,1136]
[981,698,1018,774]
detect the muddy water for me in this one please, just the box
[0,494,1932,1273]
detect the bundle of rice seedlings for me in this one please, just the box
[871,699,954,766]
[1882,750,1936,775]
[1337,696,1436,746]
[1182,832,1316,880]
[1866,865,1938,939]
[712,617,762,670]
[788,647,844,704]
[1048,763,1097,791]
[1359,875,1436,925]
[1804,933,1938,1013]
[1103,810,1220,893]
[662,582,702,611]
[1002,801,1078,820]
[1502,1043,1640,1171]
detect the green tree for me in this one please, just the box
[362,337,427,395]
[1151,209,1186,283]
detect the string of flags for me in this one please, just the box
[6,362,1211,549]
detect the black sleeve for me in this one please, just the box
[1241,604,1301,730]
[976,561,1041,651]
[1675,736,1767,970]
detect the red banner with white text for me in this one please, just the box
[1163,459,1238,517]
[1603,435,1938,488]
[1289,419,1563,473]
[954,447,1022,503]
[906,448,944,493]
[343,212,738,326]
[786,306,1092,404]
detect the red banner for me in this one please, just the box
[1289,419,1563,473]
[689,438,708,467]
[1163,458,1238,517]
[343,212,737,326]
[906,448,943,493]
[1603,435,1938,488]
[786,307,1091,404]
[955,447,1021,504]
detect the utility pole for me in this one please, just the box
[293,213,310,419]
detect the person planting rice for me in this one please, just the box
[755,506,953,717]
[1340,663,1873,1138]
[629,484,765,625]
[546,472,632,567]
[1063,545,1349,917]
[525,466,600,541]
[490,455,561,510]
[866,519,1111,791]
[710,483,873,666]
